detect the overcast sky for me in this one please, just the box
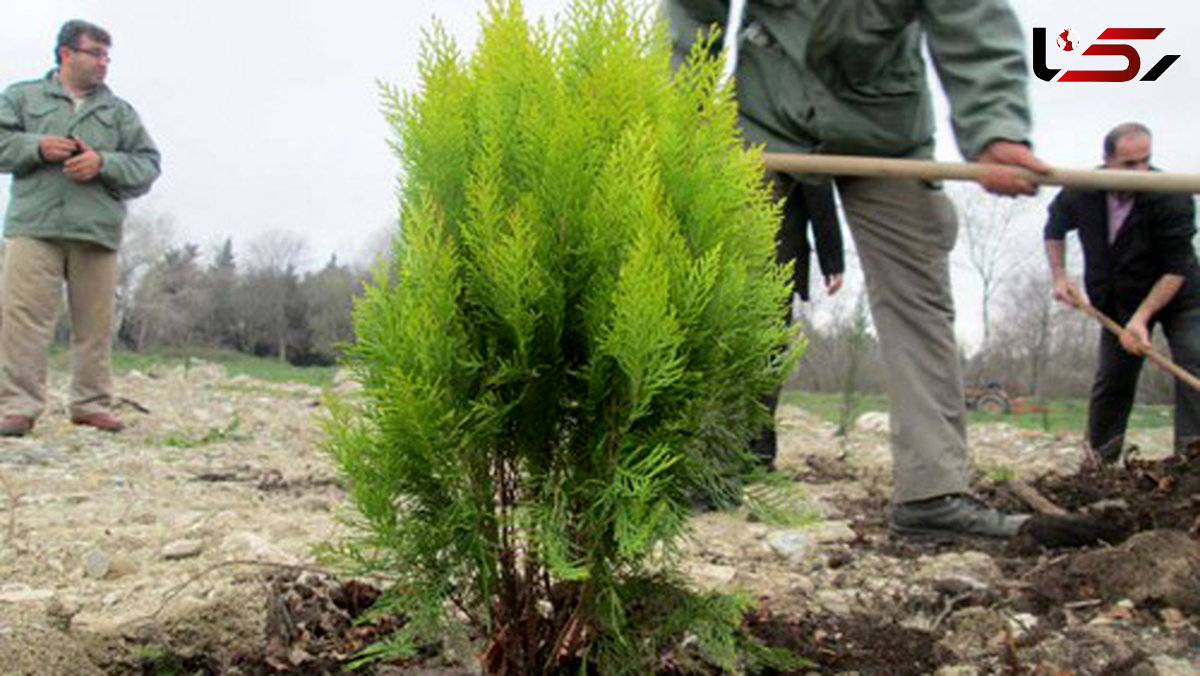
[1,0,1196,347]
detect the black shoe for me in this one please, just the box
[891,494,1029,541]
[1092,437,1123,465]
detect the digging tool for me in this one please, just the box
[1068,293,1200,391]
[762,153,1200,194]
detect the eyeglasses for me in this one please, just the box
[72,47,111,62]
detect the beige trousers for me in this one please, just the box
[0,237,117,419]
[836,178,971,503]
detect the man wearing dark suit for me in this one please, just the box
[1044,122,1199,461]
[778,178,844,303]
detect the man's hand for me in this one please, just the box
[1052,275,1082,307]
[824,273,844,296]
[1120,316,1152,356]
[974,141,1051,197]
[64,140,103,182]
[38,135,79,163]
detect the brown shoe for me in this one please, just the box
[0,415,34,437]
[70,412,126,433]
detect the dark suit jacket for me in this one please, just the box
[1045,184,1198,322]
[780,180,844,302]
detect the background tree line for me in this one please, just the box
[108,212,380,366]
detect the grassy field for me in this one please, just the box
[49,347,339,388]
[781,389,1173,434]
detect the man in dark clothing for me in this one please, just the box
[778,178,844,303]
[1044,122,1199,461]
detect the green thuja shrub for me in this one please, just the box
[325,0,797,672]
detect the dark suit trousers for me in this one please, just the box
[1088,292,1200,457]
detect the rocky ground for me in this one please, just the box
[0,364,1195,675]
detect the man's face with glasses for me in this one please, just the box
[61,34,110,91]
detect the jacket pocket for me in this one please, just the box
[79,108,120,151]
[24,102,62,134]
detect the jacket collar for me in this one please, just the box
[42,69,114,109]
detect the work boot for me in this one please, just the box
[70,411,126,433]
[0,415,35,437]
[891,494,1029,541]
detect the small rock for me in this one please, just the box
[82,548,112,579]
[106,476,131,489]
[805,520,858,544]
[1159,607,1187,630]
[939,607,1007,659]
[0,584,56,603]
[935,667,980,676]
[1085,498,1129,513]
[1007,613,1038,638]
[767,531,812,561]
[687,562,738,589]
[916,551,1002,591]
[814,589,853,617]
[1147,655,1197,676]
[102,591,123,606]
[854,412,890,435]
[161,539,204,560]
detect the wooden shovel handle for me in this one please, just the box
[1074,301,1200,391]
[762,153,1200,194]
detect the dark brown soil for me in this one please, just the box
[1031,442,1200,535]
[744,611,945,675]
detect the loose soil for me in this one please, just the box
[1,365,1195,674]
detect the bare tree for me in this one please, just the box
[247,229,306,273]
[115,210,175,340]
[949,185,1045,363]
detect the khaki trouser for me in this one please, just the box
[836,178,971,503]
[0,237,117,419]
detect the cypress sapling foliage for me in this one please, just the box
[325,1,798,672]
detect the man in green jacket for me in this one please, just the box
[0,19,161,437]
[667,0,1048,540]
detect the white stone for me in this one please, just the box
[766,531,812,561]
[814,589,853,617]
[82,548,112,579]
[161,539,204,560]
[0,584,55,603]
[804,520,858,544]
[854,412,890,435]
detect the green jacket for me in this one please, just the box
[0,71,161,250]
[665,0,1032,160]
